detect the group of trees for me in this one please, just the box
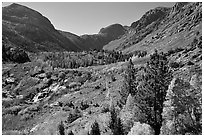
[56,49,201,135]
[39,50,141,69]
[124,49,201,135]
[125,50,173,135]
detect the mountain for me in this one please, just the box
[60,23,127,50]
[103,2,202,54]
[2,2,202,135]
[2,3,82,53]
[2,3,128,56]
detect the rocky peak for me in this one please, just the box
[170,2,189,13]
[130,7,170,31]
[99,23,126,37]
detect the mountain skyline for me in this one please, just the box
[2,2,175,35]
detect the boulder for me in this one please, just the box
[30,66,44,77]
[33,92,49,103]
[5,77,15,84]
[128,122,154,135]
[49,83,66,93]
[37,73,47,79]
[68,82,81,89]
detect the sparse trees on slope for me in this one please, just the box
[135,50,172,135]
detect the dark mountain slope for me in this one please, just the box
[60,24,127,50]
[2,3,82,53]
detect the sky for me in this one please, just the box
[2,2,175,35]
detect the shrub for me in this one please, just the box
[101,105,110,113]
[169,62,181,68]
[187,61,194,66]
[80,101,89,110]
[68,130,74,135]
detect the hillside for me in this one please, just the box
[2,2,202,135]
[2,3,128,61]
[103,2,202,55]
[60,24,127,50]
[2,3,82,53]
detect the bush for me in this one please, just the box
[68,130,74,135]
[169,62,181,68]
[187,61,194,66]
[80,101,89,110]
[101,105,110,113]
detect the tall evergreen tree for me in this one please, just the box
[58,121,65,135]
[109,104,124,135]
[89,120,101,135]
[125,59,136,95]
[136,50,172,135]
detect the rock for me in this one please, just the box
[128,122,154,135]
[5,77,15,84]
[31,66,44,77]
[190,74,199,89]
[33,92,49,103]
[2,46,30,63]
[51,75,58,81]
[9,73,14,77]
[49,83,66,93]
[45,71,52,79]
[37,73,47,79]
[68,82,81,89]
[16,95,24,99]
[19,104,40,115]
[49,101,60,107]
[58,72,66,80]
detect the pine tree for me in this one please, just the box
[136,50,172,135]
[125,59,136,95]
[58,121,65,135]
[89,120,101,135]
[109,104,124,135]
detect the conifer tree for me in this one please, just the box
[58,121,65,135]
[109,104,124,135]
[125,59,136,95]
[89,120,101,135]
[136,50,172,135]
